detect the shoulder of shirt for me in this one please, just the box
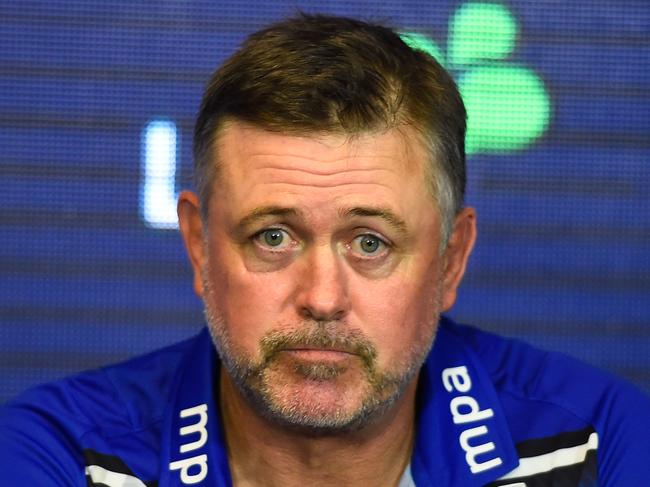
[2,329,208,438]
[441,317,650,441]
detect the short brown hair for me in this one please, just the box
[193,13,466,241]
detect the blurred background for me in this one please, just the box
[1,0,649,403]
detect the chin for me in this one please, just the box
[235,356,417,436]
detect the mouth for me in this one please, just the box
[281,348,356,362]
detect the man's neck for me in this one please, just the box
[219,369,418,487]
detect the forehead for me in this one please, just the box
[209,121,436,222]
[214,120,429,177]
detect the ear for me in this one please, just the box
[440,207,477,311]
[177,191,207,297]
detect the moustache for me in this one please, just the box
[259,322,377,367]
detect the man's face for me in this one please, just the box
[179,121,475,433]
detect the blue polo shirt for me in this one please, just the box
[1,317,649,486]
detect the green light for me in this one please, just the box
[400,32,445,65]
[449,2,517,66]
[460,65,550,153]
[401,2,552,155]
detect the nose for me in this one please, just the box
[295,245,350,322]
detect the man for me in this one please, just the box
[1,14,649,487]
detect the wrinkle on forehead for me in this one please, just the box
[246,181,399,194]
[249,167,398,188]
[214,120,422,176]
[248,164,395,177]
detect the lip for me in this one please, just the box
[281,348,355,361]
[285,344,355,353]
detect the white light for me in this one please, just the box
[140,119,179,229]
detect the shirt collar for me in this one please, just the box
[159,328,231,487]
[410,316,518,486]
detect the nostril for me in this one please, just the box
[299,306,347,322]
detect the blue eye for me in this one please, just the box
[255,228,293,250]
[352,234,386,255]
[263,229,284,247]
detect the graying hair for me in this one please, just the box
[193,13,467,244]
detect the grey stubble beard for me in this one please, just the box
[201,272,440,435]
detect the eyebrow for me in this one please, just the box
[341,206,409,235]
[236,206,302,231]
[235,205,409,236]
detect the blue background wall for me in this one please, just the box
[1,0,649,402]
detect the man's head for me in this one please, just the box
[178,14,476,435]
[193,13,467,243]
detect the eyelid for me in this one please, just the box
[251,224,290,237]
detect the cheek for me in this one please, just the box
[349,261,442,366]
[206,245,294,350]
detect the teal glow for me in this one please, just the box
[449,2,517,66]
[460,65,550,153]
[400,2,551,155]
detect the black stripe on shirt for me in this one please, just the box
[83,449,158,487]
[515,426,596,458]
[485,449,598,487]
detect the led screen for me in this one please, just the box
[1,0,649,402]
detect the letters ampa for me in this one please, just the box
[169,403,209,484]
[442,365,503,474]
